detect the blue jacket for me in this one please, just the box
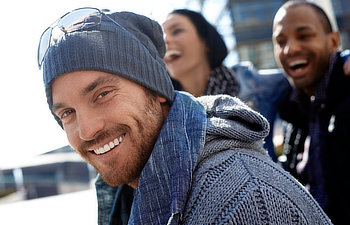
[234,62,291,161]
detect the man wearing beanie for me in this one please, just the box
[38,8,332,225]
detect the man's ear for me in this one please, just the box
[157,96,168,104]
[157,96,170,118]
[328,31,340,52]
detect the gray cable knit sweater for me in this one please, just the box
[181,95,332,224]
[96,92,332,225]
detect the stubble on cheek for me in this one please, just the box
[74,92,166,187]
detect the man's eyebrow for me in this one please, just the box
[273,25,313,39]
[52,103,65,114]
[82,76,120,95]
[51,75,120,114]
[296,26,313,32]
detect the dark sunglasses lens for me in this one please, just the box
[58,8,101,32]
[38,27,52,68]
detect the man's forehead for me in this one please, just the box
[273,8,287,28]
[273,6,320,32]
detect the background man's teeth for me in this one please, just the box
[114,138,119,145]
[290,60,307,67]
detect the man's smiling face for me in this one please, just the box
[51,70,167,187]
[273,5,339,96]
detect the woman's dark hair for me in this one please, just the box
[170,9,227,69]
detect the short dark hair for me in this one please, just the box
[170,9,228,69]
[282,0,333,34]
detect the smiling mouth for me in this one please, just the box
[164,50,181,63]
[91,134,125,155]
[288,59,308,72]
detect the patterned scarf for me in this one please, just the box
[204,65,240,96]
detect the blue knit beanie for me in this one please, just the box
[42,10,174,127]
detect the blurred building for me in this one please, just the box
[332,0,350,49]
[227,0,286,69]
[0,146,96,203]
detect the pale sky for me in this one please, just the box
[0,0,204,168]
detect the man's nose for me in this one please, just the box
[283,39,302,56]
[76,111,104,141]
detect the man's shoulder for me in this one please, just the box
[193,148,294,188]
[182,148,332,224]
[189,148,311,203]
[327,53,350,105]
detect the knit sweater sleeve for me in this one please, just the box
[181,148,332,225]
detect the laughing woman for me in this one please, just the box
[162,9,240,98]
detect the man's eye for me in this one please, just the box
[97,91,111,99]
[299,34,312,40]
[61,109,75,119]
[276,39,286,47]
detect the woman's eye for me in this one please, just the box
[172,28,183,36]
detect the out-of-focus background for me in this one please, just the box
[0,0,349,224]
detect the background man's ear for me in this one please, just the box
[328,31,340,52]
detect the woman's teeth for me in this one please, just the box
[93,135,124,155]
[164,50,181,63]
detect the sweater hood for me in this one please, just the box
[197,94,270,156]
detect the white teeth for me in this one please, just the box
[95,147,105,155]
[289,59,307,67]
[164,50,181,61]
[93,135,125,155]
